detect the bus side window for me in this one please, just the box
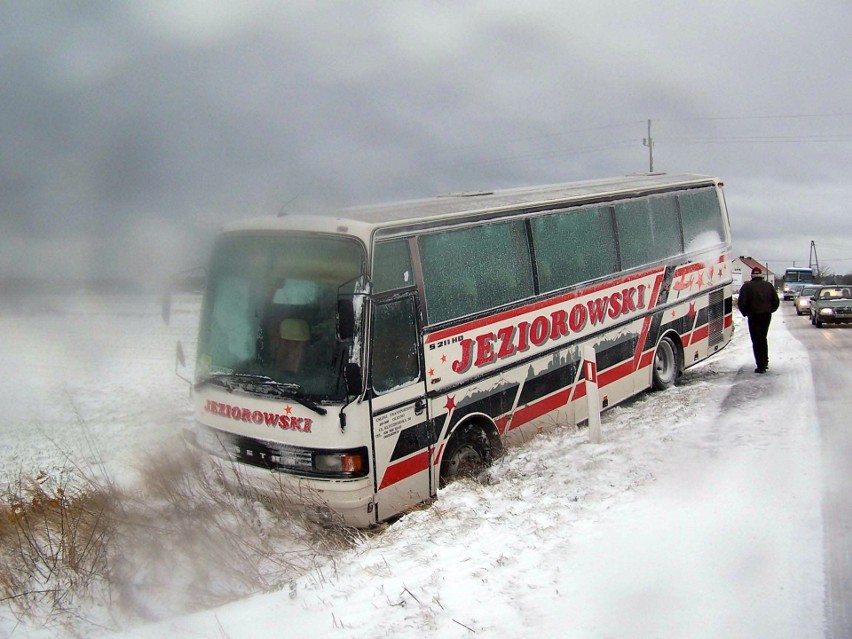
[679,188,727,251]
[373,240,414,293]
[371,297,421,394]
[616,196,682,269]
[530,205,618,292]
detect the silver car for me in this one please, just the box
[811,286,852,327]
[795,285,822,316]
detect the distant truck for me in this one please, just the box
[781,267,815,300]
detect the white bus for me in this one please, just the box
[188,173,734,527]
[782,266,815,300]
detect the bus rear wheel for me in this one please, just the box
[652,335,679,390]
[439,424,493,488]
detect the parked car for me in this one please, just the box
[795,285,822,316]
[810,286,852,327]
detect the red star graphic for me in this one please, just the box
[696,271,705,287]
[444,395,456,412]
[440,354,447,364]
[688,302,697,320]
[428,368,435,377]
[671,309,678,318]
[285,405,293,415]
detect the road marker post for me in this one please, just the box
[583,345,602,444]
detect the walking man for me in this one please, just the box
[737,266,780,373]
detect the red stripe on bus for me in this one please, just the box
[510,359,634,432]
[510,388,571,430]
[598,359,635,387]
[433,443,445,467]
[495,415,510,434]
[648,273,665,308]
[631,274,665,371]
[425,267,662,344]
[379,450,431,490]
[692,324,708,341]
[633,316,654,371]
[510,356,635,432]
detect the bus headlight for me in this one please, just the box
[313,449,369,477]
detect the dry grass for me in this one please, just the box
[0,467,116,633]
[0,440,364,635]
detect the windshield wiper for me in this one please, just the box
[197,373,328,416]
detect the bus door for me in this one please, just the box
[369,293,433,521]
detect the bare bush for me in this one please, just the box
[1,439,365,634]
[0,468,117,629]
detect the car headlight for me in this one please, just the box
[819,307,834,315]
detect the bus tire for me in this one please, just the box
[652,335,679,390]
[439,423,494,488]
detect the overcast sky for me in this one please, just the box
[1,1,850,287]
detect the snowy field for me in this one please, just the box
[0,292,200,486]
[0,293,825,638]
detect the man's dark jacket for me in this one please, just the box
[737,277,780,316]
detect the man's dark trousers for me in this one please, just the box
[747,313,772,371]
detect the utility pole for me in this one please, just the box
[642,119,654,172]
[809,240,821,279]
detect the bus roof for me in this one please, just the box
[224,173,721,240]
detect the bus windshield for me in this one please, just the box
[784,268,814,283]
[195,233,364,401]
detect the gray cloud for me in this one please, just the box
[1,1,850,285]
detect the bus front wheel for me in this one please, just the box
[652,335,679,390]
[439,423,494,488]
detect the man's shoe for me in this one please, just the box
[754,368,766,374]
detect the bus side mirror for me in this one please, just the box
[337,275,371,342]
[338,298,356,341]
[344,362,363,397]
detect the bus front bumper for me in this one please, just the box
[184,428,377,528]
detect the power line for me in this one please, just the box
[661,134,852,144]
[656,112,852,123]
[427,114,852,176]
[761,257,852,263]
